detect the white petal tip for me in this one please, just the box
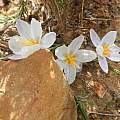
[100,64,108,74]
[31,18,40,23]
[90,28,101,47]
[50,32,56,36]
[8,54,27,60]
[90,28,94,32]
[68,78,75,85]
[90,28,96,34]
[108,31,117,37]
[41,32,56,49]
[104,70,108,74]
[110,31,117,34]
[31,18,36,21]
[16,19,23,25]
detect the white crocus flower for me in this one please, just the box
[8,18,56,60]
[55,35,97,84]
[90,29,120,73]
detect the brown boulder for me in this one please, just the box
[0,49,77,120]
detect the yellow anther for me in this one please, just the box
[102,43,111,57]
[65,54,77,65]
[22,40,40,46]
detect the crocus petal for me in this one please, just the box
[31,18,42,40]
[110,44,120,53]
[8,36,25,53]
[96,45,104,57]
[8,54,27,60]
[68,35,84,53]
[98,56,108,73]
[64,65,76,84]
[55,45,68,60]
[76,49,97,63]
[101,31,117,45]
[15,45,40,57]
[16,19,31,39]
[56,59,77,84]
[107,53,120,62]
[90,29,101,47]
[76,62,82,73]
[56,59,66,71]
[41,32,56,48]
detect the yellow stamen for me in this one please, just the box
[65,54,77,65]
[65,54,79,69]
[102,43,111,57]
[22,40,40,46]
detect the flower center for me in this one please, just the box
[65,54,77,65]
[102,43,111,57]
[22,40,40,46]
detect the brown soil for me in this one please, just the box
[72,62,120,120]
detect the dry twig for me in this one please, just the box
[90,112,120,117]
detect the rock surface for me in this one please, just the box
[0,49,77,120]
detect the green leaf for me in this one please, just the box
[75,96,89,120]
[112,69,120,75]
